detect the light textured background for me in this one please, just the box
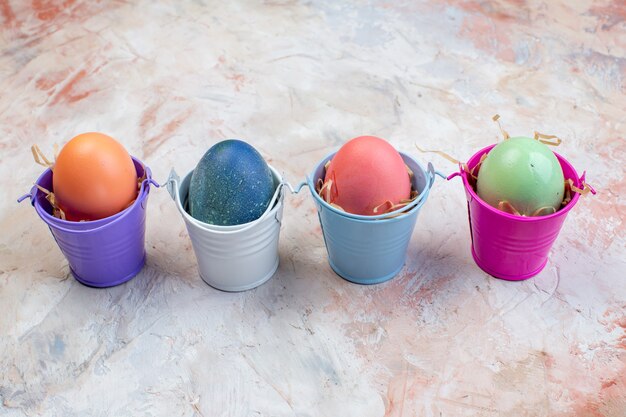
[1,1,624,416]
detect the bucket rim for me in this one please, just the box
[307,150,433,221]
[461,144,582,222]
[32,156,154,229]
[171,164,284,232]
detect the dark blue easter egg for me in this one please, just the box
[188,139,275,225]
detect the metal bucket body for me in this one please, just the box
[308,152,436,284]
[168,166,284,292]
[459,144,583,280]
[23,158,156,287]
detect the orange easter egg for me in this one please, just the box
[324,136,411,215]
[53,132,137,221]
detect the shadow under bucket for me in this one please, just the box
[167,165,284,292]
[308,152,439,285]
[450,144,590,281]
[18,157,158,287]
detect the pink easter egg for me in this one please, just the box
[323,136,411,215]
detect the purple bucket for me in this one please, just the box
[18,157,158,287]
[449,144,594,280]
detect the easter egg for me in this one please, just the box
[476,137,565,216]
[189,139,274,225]
[323,136,410,215]
[53,132,138,221]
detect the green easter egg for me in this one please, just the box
[476,137,565,216]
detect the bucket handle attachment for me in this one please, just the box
[166,168,285,235]
[283,180,307,194]
[445,161,467,181]
[166,169,181,201]
[427,162,447,189]
[17,188,36,205]
[21,177,159,234]
[576,171,597,196]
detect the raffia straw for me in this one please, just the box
[498,201,557,217]
[371,188,419,214]
[316,178,324,192]
[317,179,334,202]
[414,144,460,164]
[372,191,420,216]
[492,114,510,140]
[534,131,562,146]
[31,145,55,170]
[30,145,66,219]
[567,178,593,196]
[562,181,572,206]
[468,153,488,181]
[497,201,521,216]
[35,184,66,220]
[137,162,147,188]
[372,200,409,214]
[498,201,560,217]
[315,178,339,210]
[531,206,557,216]
[372,200,393,214]
[414,144,481,180]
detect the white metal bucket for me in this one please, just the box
[167,166,285,292]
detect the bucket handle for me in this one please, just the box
[577,171,597,195]
[283,180,307,194]
[166,169,181,201]
[17,187,37,205]
[166,168,284,235]
[21,177,159,234]
[427,162,447,189]
[445,162,466,181]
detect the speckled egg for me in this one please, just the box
[323,136,410,215]
[188,140,274,225]
[477,137,565,216]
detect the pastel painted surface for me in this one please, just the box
[2,1,625,416]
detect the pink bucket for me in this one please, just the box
[449,144,594,280]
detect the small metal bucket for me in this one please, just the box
[18,157,159,287]
[448,144,595,280]
[307,152,443,284]
[167,165,288,292]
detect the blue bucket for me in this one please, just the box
[308,152,442,284]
